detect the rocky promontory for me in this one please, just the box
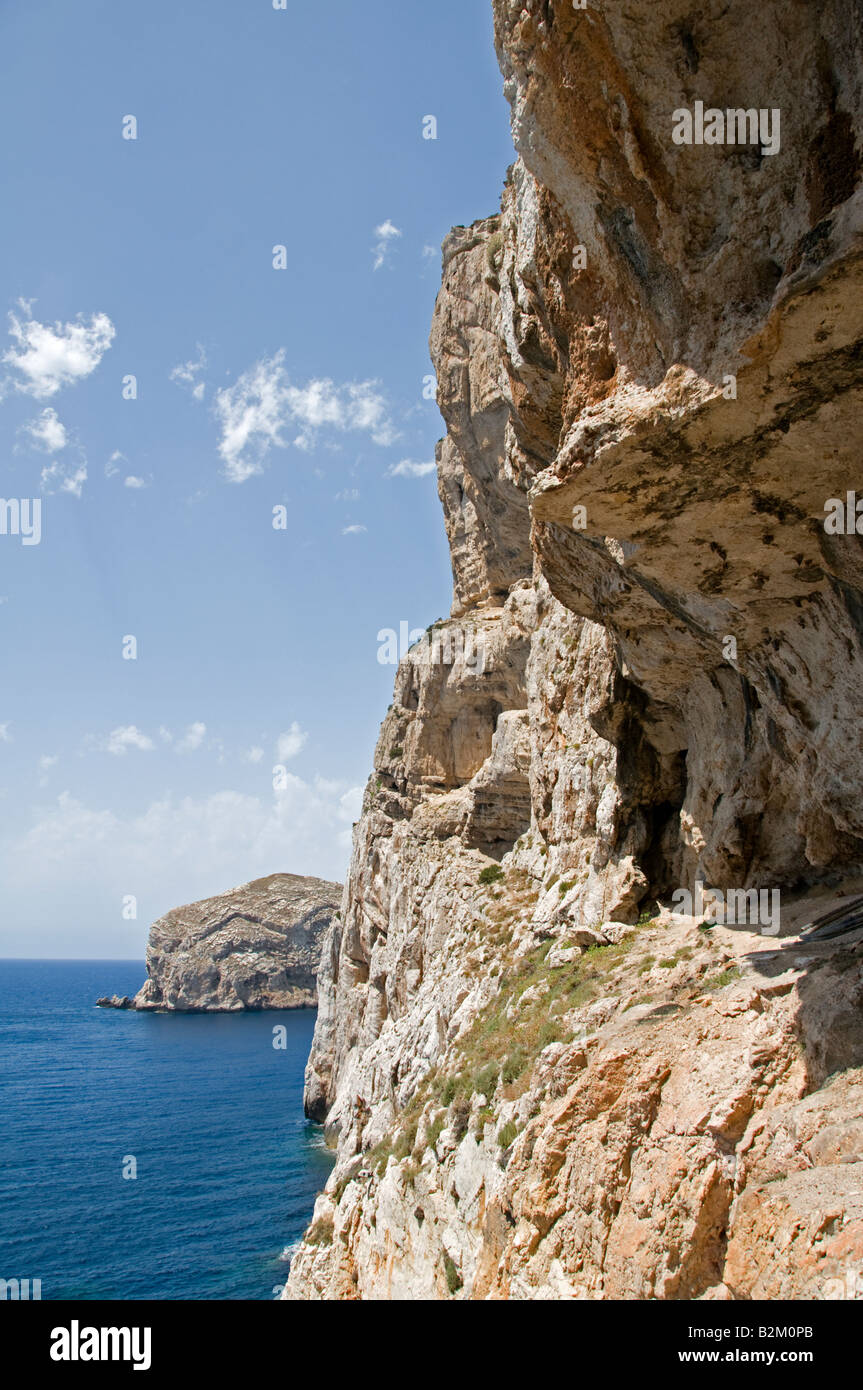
[98,873,342,1012]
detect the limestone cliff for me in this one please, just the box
[287,0,863,1299]
[99,873,342,1013]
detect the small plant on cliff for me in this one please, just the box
[703,965,741,991]
[443,1253,463,1295]
[390,745,404,759]
[485,229,504,273]
[497,1119,519,1151]
[479,863,505,887]
[306,1216,334,1247]
[427,1110,447,1151]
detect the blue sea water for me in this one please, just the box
[0,960,333,1300]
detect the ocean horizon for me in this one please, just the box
[0,959,333,1300]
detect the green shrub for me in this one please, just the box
[479,864,505,886]
[497,1120,519,1150]
[441,1076,458,1106]
[306,1217,334,1247]
[444,1254,463,1295]
[704,966,740,990]
[427,1111,446,1150]
[474,1062,499,1099]
[501,1047,526,1086]
[451,1096,470,1142]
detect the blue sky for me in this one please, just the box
[0,0,514,957]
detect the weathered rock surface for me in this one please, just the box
[287,0,863,1299]
[109,873,342,1013]
[290,897,863,1300]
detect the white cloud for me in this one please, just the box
[105,450,125,478]
[2,303,115,399]
[276,723,307,762]
[342,524,367,535]
[213,354,292,483]
[176,721,206,753]
[20,407,67,453]
[422,244,438,260]
[386,458,437,478]
[0,723,11,743]
[213,350,398,482]
[373,219,402,271]
[92,725,156,756]
[245,746,264,764]
[40,457,87,498]
[124,475,148,489]
[0,779,360,951]
[171,344,207,401]
[336,488,359,501]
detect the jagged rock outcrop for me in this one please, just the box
[101,873,342,1013]
[287,0,863,1299]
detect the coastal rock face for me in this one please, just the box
[128,874,342,1013]
[287,0,863,1299]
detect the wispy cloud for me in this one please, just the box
[91,725,156,756]
[213,350,398,482]
[372,219,402,271]
[342,523,367,535]
[170,344,207,402]
[276,723,307,762]
[2,301,115,399]
[105,451,147,490]
[386,458,436,478]
[0,723,11,743]
[40,457,87,498]
[19,407,67,454]
[176,722,207,753]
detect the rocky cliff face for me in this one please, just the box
[287,0,863,1299]
[108,873,342,1013]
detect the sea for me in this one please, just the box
[0,960,334,1300]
